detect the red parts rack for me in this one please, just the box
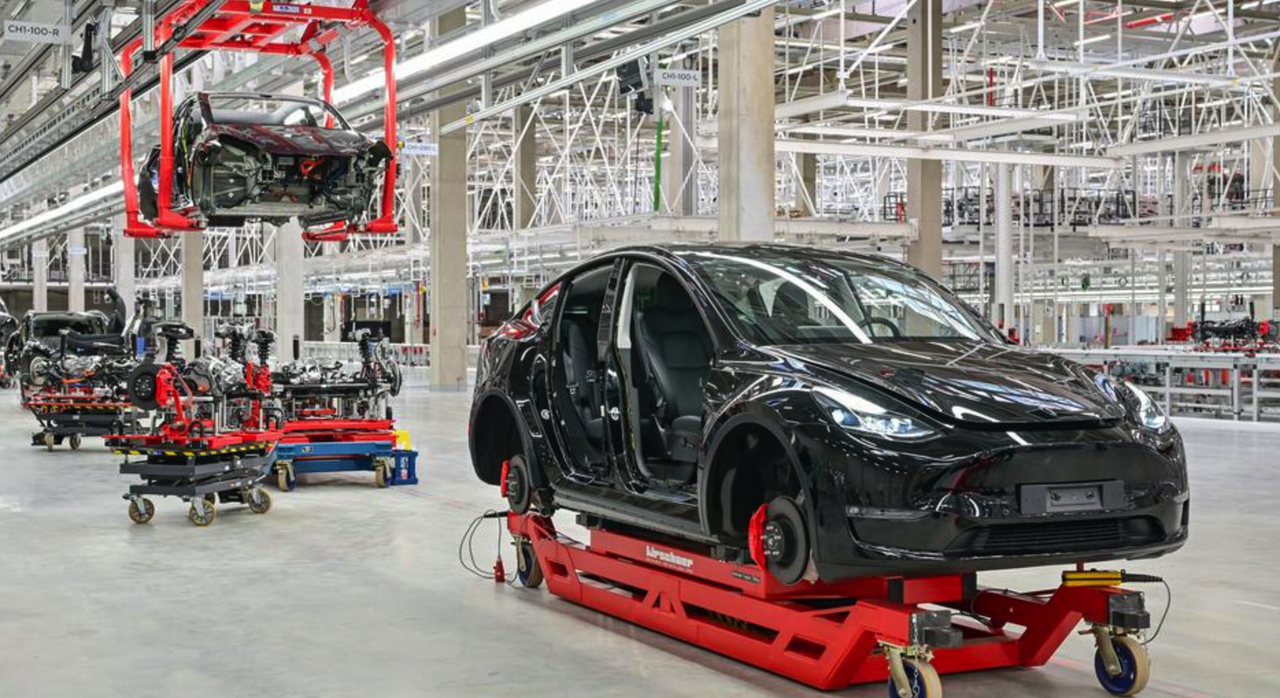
[117,0,398,240]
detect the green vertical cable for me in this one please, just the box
[653,113,664,212]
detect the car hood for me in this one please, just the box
[207,124,371,157]
[770,341,1127,427]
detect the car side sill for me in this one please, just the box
[552,489,716,544]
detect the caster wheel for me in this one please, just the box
[374,462,390,488]
[888,658,942,698]
[1095,635,1150,696]
[277,465,296,491]
[43,433,54,451]
[248,488,272,515]
[69,434,82,450]
[515,540,543,588]
[758,496,809,586]
[127,498,155,524]
[188,499,217,527]
[503,455,533,514]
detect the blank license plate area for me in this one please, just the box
[1020,481,1123,515]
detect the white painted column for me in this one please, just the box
[275,220,305,361]
[662,80,698,217]
[429,7,470,390]
[114,215,136,322]
[181,230,205,355]
[31,238,48,312]
[323,294,343,342]
[905,0,944,276]
[717,8,776,241]
[67,227,86,312]
[993,163,1015,331]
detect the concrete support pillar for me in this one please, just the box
[662,82,698,216]
[905,0,944,276]
[796,152,818,217]
[181,230,205,355]
[275,221,305,360]
[429,7,470,390]
[1173,153,1190,325]
[993,163,1015,330]
[114,215,136,323]
[66,227,85,312]
[513,105,538,230]
[1156,250,1167,343]
[717,8,776,241]
[31,238,48,312]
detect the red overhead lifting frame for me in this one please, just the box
[117,0,397,241]
[507,512,1152,693]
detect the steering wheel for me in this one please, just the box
[858,317,902,338]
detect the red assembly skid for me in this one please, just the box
[507,512,1154,694]
[118,0,397,241]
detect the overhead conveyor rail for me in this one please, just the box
[116,0,399,241]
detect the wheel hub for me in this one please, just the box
[762,521,788,562]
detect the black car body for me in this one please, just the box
[468,244,1189,583]
[139,92,392,228]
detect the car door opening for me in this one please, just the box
[616,264,712,484]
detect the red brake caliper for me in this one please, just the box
[747,503,769,571]
[499,459,511,498]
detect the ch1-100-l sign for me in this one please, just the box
[2,20,72,45]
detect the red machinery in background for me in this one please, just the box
[117,0,398,241]
[109,322,282,526]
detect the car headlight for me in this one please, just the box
[1124,382,1168,432]
[814,386,936,441]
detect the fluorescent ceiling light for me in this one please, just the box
[949,21,983,34]
[1074,34,1112,47]
[333,0,605,104]
[0,182,124,243]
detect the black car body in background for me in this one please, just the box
[139,92,393,229]
[469,245,1189,584]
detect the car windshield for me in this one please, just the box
[32,317,102,337]
[204,95,348,130]
[681,249,999,345]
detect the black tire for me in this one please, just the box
[504,455,533,514]
[761,496,809,586]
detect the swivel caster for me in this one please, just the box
[276,462,296,491]
[374,460,390,488]
[1094,632,1150,696]
[886,651,942,698]
[43,432,55,451]
[69,433,82,451]
[127,498,155,525]
[247,488,273,515]
[515,539,543,589]
[188,498,217,527]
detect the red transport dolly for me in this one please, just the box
[24,388,141,451]
[505,508,1159,697]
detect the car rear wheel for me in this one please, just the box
[503,455,533,514]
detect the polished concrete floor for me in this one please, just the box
[0,384,1275,697]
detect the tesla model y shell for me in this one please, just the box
[469,244,1188,584]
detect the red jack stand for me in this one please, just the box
[506,512,1156,696]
